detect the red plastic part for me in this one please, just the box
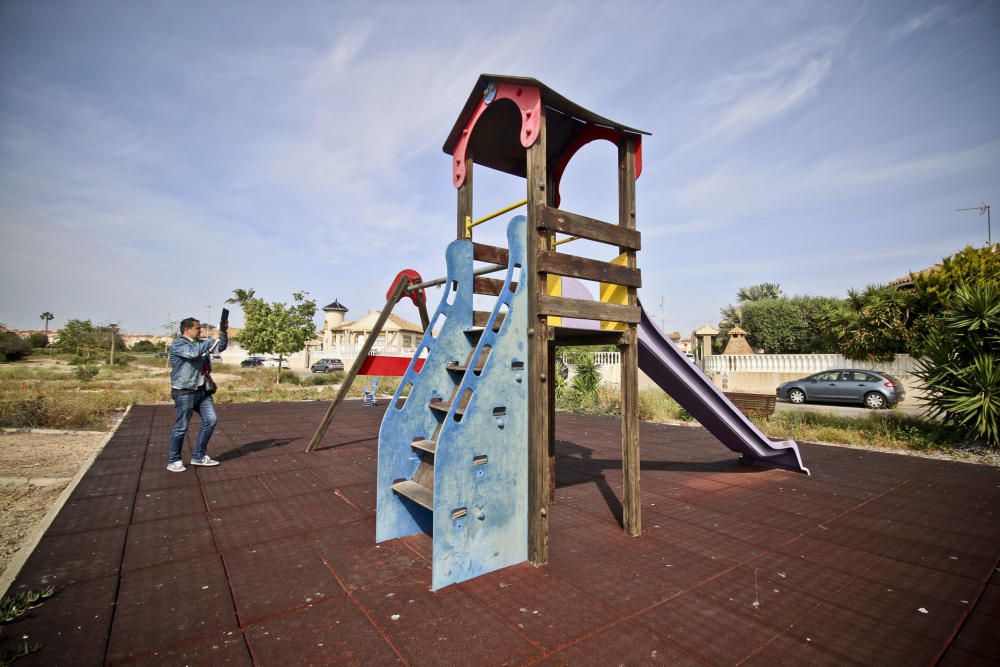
[452,83,542,188]
[359,355,424,376]
[552,127,642,208]
[387,269,425,308]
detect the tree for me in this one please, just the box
[39,311,53,337]
[237,290,317,383]
[225,288,256,307]
[738,296,842,354]
[822,284,916,361]
[28,332,49,348]
[0,330,32,361]
[716,283,783,352]
[915,283,1000,448]
[130,340,158,353]
[56,319,126,355]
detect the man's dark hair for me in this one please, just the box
[180,317,200,334]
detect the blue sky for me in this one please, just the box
[1,1,997,338]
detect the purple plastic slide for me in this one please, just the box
[637,304,810,475]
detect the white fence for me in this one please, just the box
[702,354,918,376]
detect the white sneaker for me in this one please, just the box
[190,456,220,467]
[166,461,186,472]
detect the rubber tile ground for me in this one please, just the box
[6,401,1000,666]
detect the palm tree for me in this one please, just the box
[225,288,256,307]
[40,312,53,351]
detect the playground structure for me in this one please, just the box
[309,75,808,590]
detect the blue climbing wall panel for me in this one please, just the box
[376,216,528,590]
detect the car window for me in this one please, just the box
[867,373,884,383]
[841,371,868,382]
[814,372,839,382]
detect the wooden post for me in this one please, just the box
[305,278,410,452]
[547,341,556,502]
[618,136,641,537]
[527,108,551,566]
[458,149,473,240]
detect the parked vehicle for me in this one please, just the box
[240,356,265,368]
[776,370,905,409]
[154,351,168,358]
[311,358,345,373]
[211,354,222,361]
[262,357,287,368]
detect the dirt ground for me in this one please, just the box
[0,430,106,582]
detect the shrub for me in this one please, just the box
[130,340,158,353]
[74,365,99,382]
[914,283,1000,448]
[300,371,344,386]
[28,333,49,348]
[0,332,32,361]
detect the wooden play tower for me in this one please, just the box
[373,74,649,588]
[447,75,648,564]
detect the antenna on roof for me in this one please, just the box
[956,202,991,246]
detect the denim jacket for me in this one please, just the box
[169,333,228,390]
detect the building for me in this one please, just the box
[320,300,423,354]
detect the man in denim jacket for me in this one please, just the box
[166,317,228,472]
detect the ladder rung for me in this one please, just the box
[428,399,464,416]
[391,480,433,511]
[446,361,486,373]
[411,439,437,455]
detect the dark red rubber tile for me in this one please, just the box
[827,577,968,642]
[133,484,207,523]
[87,456,143,476]
[696,565,826,631]
[138,463,203,492]
[246,453,307,474]
[108,554,237,663]
[950,605,1000,660]
[739,632,854,667]
[464,566,621,651]
[354,572,472,636]
[883,538,996,580]
[774,535,881,577]
[118,629,252,666]
[861,557,984,607]
[245,597,400,665]
[549,620,702,666]
[192,456,257,482]
[46,494,133,535]
[393,601,542,666]
[203,476,273,510]
[787,600,943,664]
[224,535,341,623]
[633,592,778,665]
[70,470,140,499]
[312,529,427,591]
[122,512,215,572]
[13,526,125,588]
[399,531,433,562]
[335,482,378,514]
[938,646,1000,667]
[8,574,117,667]
[207,501,299,552]
[550,552,684,616]
[311,460,377,488]
[258,468,328,497]
[277,489,364,532]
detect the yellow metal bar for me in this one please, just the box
[552,235,580,247]
[468,199,528,232]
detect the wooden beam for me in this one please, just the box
[618,135,641,538]
[550,330,629,346]
[473,276,517,296]
[538,206,641,250]
[457,150,473,240]
[537,296,640,323]
[527,108,550,567]
[473,243,509,266]
[306,277,410,452]
[538,251,642,288]
[472,310,505,328]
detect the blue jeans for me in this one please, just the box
[168,388,217,464]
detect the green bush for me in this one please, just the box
[915,283,1000,448]
[0,332,32,361]
[130,340,158,353]
[74,365,99,382]
[28,333,49,349]
[300,371,344,386]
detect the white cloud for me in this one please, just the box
[888,5,953,41]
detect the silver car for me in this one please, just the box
[776,370,905,409]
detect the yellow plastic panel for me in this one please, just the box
[600,253,629,331]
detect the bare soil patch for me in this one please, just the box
[0,430,106,581]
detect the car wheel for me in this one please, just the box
[864,392,886,410]
[788,388,806,404]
